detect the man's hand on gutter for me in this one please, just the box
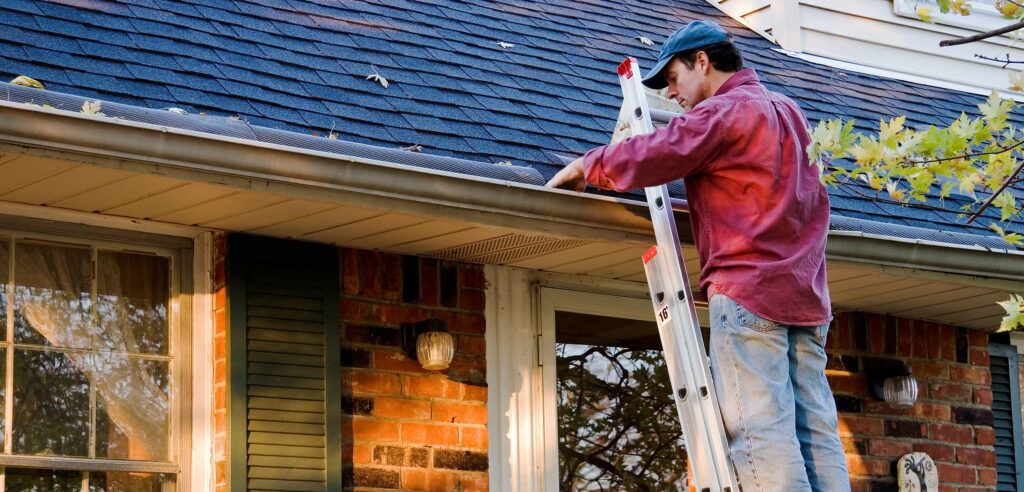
[545,157,587,191]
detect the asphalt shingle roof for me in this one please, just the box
[0,0,1021,237]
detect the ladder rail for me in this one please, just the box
[616,57,740,492]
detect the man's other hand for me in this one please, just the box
[545,158,587,191]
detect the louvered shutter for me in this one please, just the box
[228,236,341,491]
[990,343,1023,492]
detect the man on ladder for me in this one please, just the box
[547,20,851,491]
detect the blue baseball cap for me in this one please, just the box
[642,20,731,89]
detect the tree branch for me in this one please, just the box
[976,53,1024,68]
[940,19,1024,47]
[966,159,1024,223]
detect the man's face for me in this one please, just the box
[664,55,708,110]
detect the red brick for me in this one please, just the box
[433,402,488,425]
[460,265,486,289]
[374,397,432,420]
[351,443,373,464]
[912,322,930,358]
[341,249,360,296]
[402,468,428,490]
[827,373,868,397]
[347,370,402,395]
[348,417,400,442]
[458,335,486,356]
[401,422,459,446]
[968,348,989,367]
[913,443,955,461]
[460,289,485,311]
[913,360,950,379]
[909,402,951,420]
[359,250,382,298]
[967,329,988,348]
[869,315,885,354]
[340,299,372,322]
[941,325,957,361]
[896,318,914,357]
[950,366,990,385]
[957,447,996,466]
[862,400,910,417]
[380,253,402,301]
[447,356,486,383]
[426,470,459,492]
[975,426,995,445]
[978,467,997,485]
[929,422,974,444]
[454,313,485,334]
[458,473,488,492]
[935,462,976,484]
[973,388,993,406]
[846,456,891,476]
[868,439,912,458]
[838,415,885,436]
[463,384,487,403]
[404,375,461,399]
[929,383,972,403]
[461,426,488,449]
[374,350,427,373]
[377,304,427,325]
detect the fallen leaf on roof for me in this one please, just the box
[10,75,45,90]
[636,36,654,46]
[328,132,338,140]
[497,41,515,49]
[401,144,423,152]
[366,65,390,88]
[496,160,513,166]
[165,107,187,114]
[81,100,104,115]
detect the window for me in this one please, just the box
[990,343,1023,491]
[0,232,182,491]
[539,289,711,491]
[894,0,1015,34]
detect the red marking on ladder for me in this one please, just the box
[642,245,658,264]
[617,57,637,78]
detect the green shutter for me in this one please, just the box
[228,236,341,492]
[990,343,1023,492]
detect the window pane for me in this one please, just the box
[6,468,82,491]
[13,349,89,457]
[13,243,92,348]
[556,312,688,491]
[88,471,176,491]
[96,359,170,462]
[96,252,169,355]
[1,237,9,340]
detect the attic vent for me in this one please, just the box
[427,234,588,264]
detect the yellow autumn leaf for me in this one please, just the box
[916,5,935,21]
[950,0,971,15]
[10,75,45,90]
[81,101,104,115]
[1009,70,1024,92]
[996,294,1024,332]
[885,180,906,201]
[993,191,1017,220]
[996,0,1022,17]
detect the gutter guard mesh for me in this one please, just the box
[0,82,546,186]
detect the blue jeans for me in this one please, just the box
[709,295,850,492]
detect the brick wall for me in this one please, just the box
[339,249,488,491]
[827,311,996,492]
[213,232,228,492]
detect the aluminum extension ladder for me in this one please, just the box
[615,57,740,492]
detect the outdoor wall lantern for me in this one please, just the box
[401,318,454,371]
[865,358,918,408]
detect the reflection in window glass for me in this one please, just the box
[13,243,91,347]
[557,343,688,491]
[1,237,8,340]
[13,349,90,457]
[6,468,82,491]
[96,359,170,461]
[88,471,176,491]
[96,252,169,355]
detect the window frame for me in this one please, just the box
[0,224,191,490]
[990,341,1024,491]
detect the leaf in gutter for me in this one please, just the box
[10,75,45,90]
[328,132,338,140]
[497,41,515,49]
[400,144,423,152]
[366,65,389,88]
[165,107,187,114]
[81,100,104,116]
[496,160,513,166]
[636,35,654,46]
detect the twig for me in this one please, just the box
[976,53,1024,68]
[966,159,1024,223]
[901,138,1024,166]
[940,19,1024,47]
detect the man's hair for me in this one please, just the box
[675,41,744,73]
